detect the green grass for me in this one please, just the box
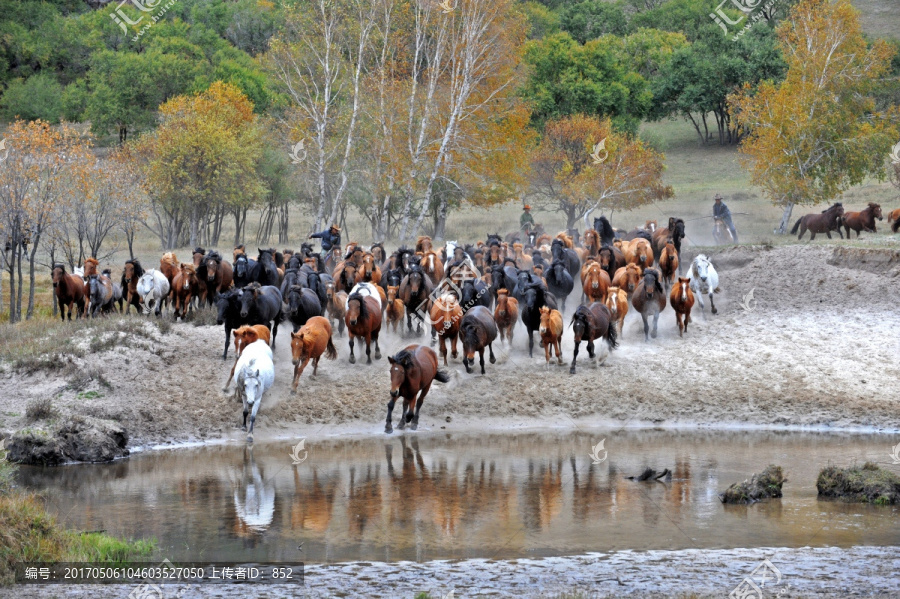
[817,462,900,504]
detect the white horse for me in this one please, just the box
[137,269,170,317]
[350,281,382,310]
[685,254,720,316]
[231,340,275,442]
[232,449,275,532]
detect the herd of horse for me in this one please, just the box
[48,201,898,439]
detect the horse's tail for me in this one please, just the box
[713,287,721,294]
[606,314,619,350]
[434,369,451,384]
[324,335,337,360]
[790,218,802,234]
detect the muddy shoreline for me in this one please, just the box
[2,244,899,453]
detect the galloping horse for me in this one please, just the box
[255,249,281,287]
[286,285,323,332]
[539,306,564,367]
[345,293,382,364]
[159,252,180,296]
[386,345,450,433]
[386,285,405,334]
[232,252,258,289]
[493,289,518,346]
[290,316,337,391]
[415,236,434,254]
[370,242,387,268]
[460,305,498,375]
[632,268,667,341]
[582,229,601,260]
[658,239,679,291]
[612,263,642,300]
[191,247,209,306]
[137,269,170,317]
[888,208,900,233]
[652,217,686,267]
[597,246,625,282]
[581,262,609,304]
[52,264,85,320]
[399,264,434,335]
[546,259,574,314]
[325,281,348,337]
[230,339,275,442]
[358,252,383,285]
[429,293,463,365]
[520,282,558,358]
[87,274,116,317]
[551,238,580,281]
[604,286,628,337]
[670,277,695,337]
[842,202,883,238]
[224,324,271,391]
[239,283,283,347]
[216,289,245,360]
[419,251,444,286]
[591,215,617,247]
[172,263,199,319]
[120,259,144,314]
[204,251,233,303]
[333,261,358,294]
[686,254,720,316]
[569,302,617,374]
[624,238,654,269]
[790,203,844,240]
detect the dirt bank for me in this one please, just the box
[1,244,898,449]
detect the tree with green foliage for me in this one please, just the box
[0,73,64,123]
[521,32,651,134]
[559,1,627,44]
[518,1,560,40]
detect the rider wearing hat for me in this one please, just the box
[309,224,342,252]
[520,204,535,233]
[713,194,738,243]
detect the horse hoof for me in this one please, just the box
[385,426,393,434]
[465,366,473,374]
[651,330,657,339]
[410,422,418,431]
[489,356,496,364]
[374,351,381,360]
[246,435,253,443]
[291,388,297,395]
[349,355,356,364]
[569,367,576,375]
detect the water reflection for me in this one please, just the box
[16,430,900,563]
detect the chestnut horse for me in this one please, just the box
[669,277,695,337]
[120,259,144,314]
[887,208,900,233]
[632,268,667,341]
[493,289,518,346]
[204,251,233,304]
[623,238,654,268]
[386,285,405,334]
[159,252,180,295]
[429,293,463,365]
[172,263,198,319]
[652,217,686,266]
[386,344,450,433]
[658,239,679,291]
[842,202,883,238]
[460,305,498,375]
[604,286,628,337]
[357,252,383,285]
[597,246,625,282]
[582,229,601,260]
[612,263,642,300]
[582,262,610,304]
[790,203,844,240]
[290,316,337,391]
[52,264,85,320]
[224,324,271,391]
[345,293,382,364]
[325,281,347,337]
[419,251,444,286]
[569,302,617,374]
[415,236,433,254]
[539,306,564,366]
[191,248,209,306]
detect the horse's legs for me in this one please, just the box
[651,311,660,338]
[365,333,372,364]
[312,357,320,377]
[373,332,381,360]
[544,337,551,365]
[430,327,437,346]
[709,292,717,315]
[271,319,278,348]
[527,329,534,358]
[242,398,249,431]
[450,332,458,360]
[825,231,831,239]
[291,357,310,393]
[479,348,486,375]
[439,335,447,365]
[223,325,231,360]
[676,312,683,337]
[555,336,564,365]
[406,310,414,333]
[411,384,432,431]
[642,313,650,341]
[508,324,514,346]
[570,340,580,374]
[348,334,356,364]
[248,398,262,441]
[488,343,496,364]
[685,310,691,333]
[385,398,396,434]
[587,339,596,361]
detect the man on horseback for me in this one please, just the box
[520,204,535,234]
[713,194,738,243]
[309,224,341,252]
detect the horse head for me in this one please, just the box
[240,283,261,317]
[234,254,249,278]
[692,255,710,282]
[52,264,65,288]
[388,349,416,398]
[642,269,662,299]
[179,264,196,290]
[539,306,553,335]
[346,292,366,326]
[216,290,237,325]
[407,265,424,295]
[870,203,883,220]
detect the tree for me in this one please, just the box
[531,115,672,228]
[135,81,267,249]
[0,72,65,123]
[730,0,898,233]
[521,32,652,135]
[0,120,90,322]
[559,1,628,44]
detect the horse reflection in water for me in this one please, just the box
[522,458,564,532]
[231,447,275,541]
[290,468,338,534]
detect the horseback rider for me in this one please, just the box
[309,224,341,252]
[713,194,738,243]
[520,204,535,234]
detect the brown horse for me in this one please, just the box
[429,293,463,365]
[120,259,144,314]
[612,263,642,300]
[494,288,518,345]
[604,286,628,337]
[224,325,271,391]
[842,202,883,238]
[191,248,209,305]
[569,302,617,374]
[652,217,686,264]
[325,281,348,337]
[632,268,667,341]
[597,245,625,282]
[419,251,444,286]
[512,243,533,270]
[582,229,601,259]
[160,252,179,293]
[386,344,450,433]
[887,208,900,233]
[415,236,433,254]
[539,306,564,366]
[386,285,405,334]
[357,252,383,285]
[172,263,198,319]
[669,277,694,338]
[790,203,844,240]
[460,305,497,375]
[345,293,382,364]
[290,316,337,391]
[333,260,358,294]
[582,262,610,304]
[658,239,679,291]
[624,238,654,268]
[204,251,233,303]
[52,264,85,320]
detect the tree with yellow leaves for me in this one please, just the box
[731,0,898,233]
[531,115,672,229]
[135,82,266,249]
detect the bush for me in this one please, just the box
[719,465,786,504]
[25,398,56,422]
[817,462,900,505]
[0,73,64,123]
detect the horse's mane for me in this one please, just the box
[101,268,112,277]
[85,257,99,269]
[391,348,415,369]
[347,292,371,318]
[570,304,595,328]
[207,250,222,263]
[193,246,205,256]
[53,263,66,274]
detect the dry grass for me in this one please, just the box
[720,465,786,504]
[817,462,900,505]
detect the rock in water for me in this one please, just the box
[719,464,786,504]
[6,416,129,465]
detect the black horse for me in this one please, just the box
[489,263,517,306]
[520,283,558,358]
[215,289,247,360]
[399,264,434,334]
[570,302,617,374]
[300,267,329,312]
[551,238,580,281]
[460,278,491,314]
[254,248,280,287]
[238,283,283,348]
[546,259,574,314]
[286,285,322,332]
[593,216,617,247]
[233,253,257,289]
